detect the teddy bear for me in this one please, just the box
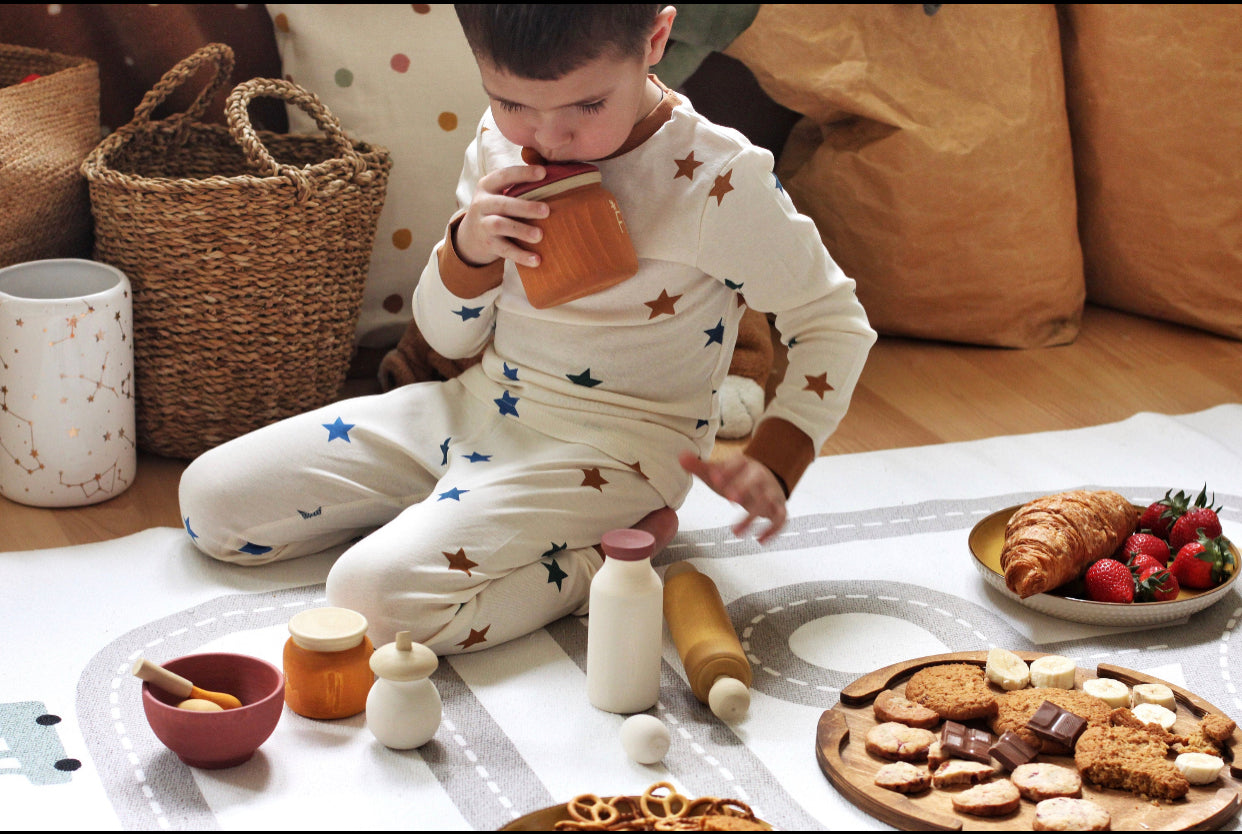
[378,306,773,440]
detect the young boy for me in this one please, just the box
[178,5,876,654]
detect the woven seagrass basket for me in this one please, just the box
[81,43,391,459]
[0,44,99,267]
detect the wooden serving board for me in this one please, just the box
[817,650,1241,831]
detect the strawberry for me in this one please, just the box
[1168,487,1223,551]
[1169,533,1236,590]
[1085,558,1135,604]
[1120,532,1171,566]
[1135,564,1179,602]
[1127,552,1166,576]
[1139,488,1197,539]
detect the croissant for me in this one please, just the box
[1000,490,1139,598]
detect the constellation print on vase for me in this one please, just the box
[0,259,136,508]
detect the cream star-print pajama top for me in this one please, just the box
[178,84,876,655]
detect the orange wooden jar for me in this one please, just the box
[283,607,374,719]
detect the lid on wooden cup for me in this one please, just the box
[505,161,602,201]
[288,606,368,652]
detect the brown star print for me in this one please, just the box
[581,467,609,491]
[709,169,734,205]
[674,150,703,180]
[457,625,490,650]
[644,289,681,319]
[444,548,479,575]
[804,372,835,399]
[626,460,648,480]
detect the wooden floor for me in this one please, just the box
[5,304,1242,552]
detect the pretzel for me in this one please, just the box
[639,782,691,820]
[567,793,630,827]
[552,784,769,831]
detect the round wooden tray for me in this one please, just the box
[817,650,1241,831]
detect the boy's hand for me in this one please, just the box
[678,451,787,544]
[455,164,551,268]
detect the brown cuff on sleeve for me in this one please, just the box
[743,417,817,497]
[439,215,505,299]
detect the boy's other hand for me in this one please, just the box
[678,451,787,544]
[455,164,551,268]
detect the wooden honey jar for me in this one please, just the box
[283,607,374,720]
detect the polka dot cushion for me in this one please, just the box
[268,4,488,349]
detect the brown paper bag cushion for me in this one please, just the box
[726,5,1084,348]
[1061,5,1242,341]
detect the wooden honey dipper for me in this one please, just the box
[131,657,243,710]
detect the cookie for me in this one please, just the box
[950,780,1020,817]
[905,663,998,721]
[874,761,931,794]
[864,722,937,762]
[1032,797,1111,831]
[990,688,1112,753]
[1074,725,1189,801]
[873,689,941,729]
[931,759,996,788]
[1176,713,1236,757]
[926,740,949,771]
[1010,762,1083,801]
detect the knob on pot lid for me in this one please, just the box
[370,631,438,681]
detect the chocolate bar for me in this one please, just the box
[1026,700,1088,747]
[989,730,1039,771]
[940,720,995,764]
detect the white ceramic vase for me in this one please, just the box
[0,258,135,507]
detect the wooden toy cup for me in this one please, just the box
[504,160,638,308]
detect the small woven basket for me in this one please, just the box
[81,44,391,459]
[0,44,99,267]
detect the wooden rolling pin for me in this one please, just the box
[662,561,752,722]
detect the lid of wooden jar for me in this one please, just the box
[288,607,368,653]
[370,631,439,681]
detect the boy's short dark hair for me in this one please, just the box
[454,4,662,80]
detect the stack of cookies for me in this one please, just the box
[861,650,1236,830]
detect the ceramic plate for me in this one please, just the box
[969,505,1239,626]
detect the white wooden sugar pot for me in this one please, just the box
[365,631,441,749]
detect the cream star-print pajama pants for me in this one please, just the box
[178,376,668,655]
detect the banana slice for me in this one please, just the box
[1029,655,1076,689]
[985,648,1030,691]
[1131,683,1176,711]
[1082,677,1130,708]
[1131,702,1178,731]
[1175,752,1224,785]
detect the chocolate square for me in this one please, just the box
[989,730,1039,771]
[940,720,995,764]
[1026,700,1088,747]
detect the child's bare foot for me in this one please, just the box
[630,506,679,554]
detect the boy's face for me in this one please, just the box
[478,51,661,163]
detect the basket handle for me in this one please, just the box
[225,78,370,201]
[128,42,235,128]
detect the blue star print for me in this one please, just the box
[454,305,483,321]
[503,362,519,381]
[184,517,198,540]
[704,319,725,346]
[438,487,469,501]
[239,542,272,556]
[495,390,520,417]
[323,417,355,442]
[542,542,568,559]
[440,436,451,465]
[463,451,491,463]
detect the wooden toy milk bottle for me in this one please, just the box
[586,529,663,714]
[366,631,441,749]
[662,561,753,722]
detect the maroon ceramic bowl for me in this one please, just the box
[141,652,284,769]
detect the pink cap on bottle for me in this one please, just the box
[600,528,656,561]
